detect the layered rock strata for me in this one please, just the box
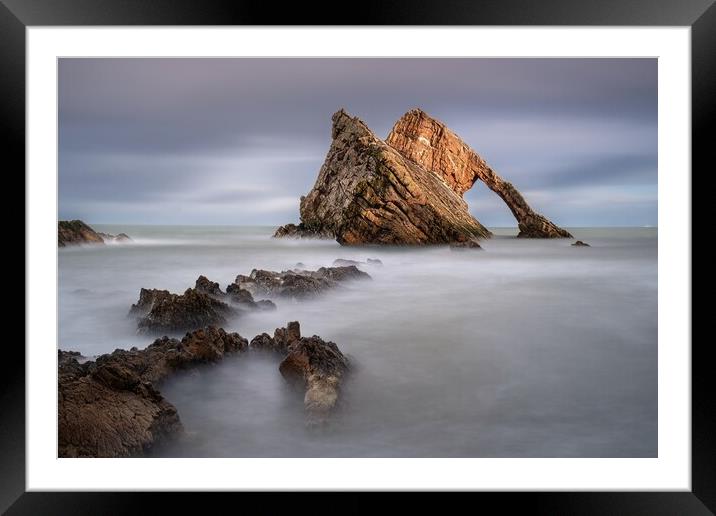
[275,109,490,245]
[386,109,572,238]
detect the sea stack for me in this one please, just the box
[275,109,571,244]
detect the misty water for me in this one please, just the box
[58,226,657,457]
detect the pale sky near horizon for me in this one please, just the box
[58,58,657,227]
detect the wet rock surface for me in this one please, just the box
[59,323,349,456]
[58,327,247,458]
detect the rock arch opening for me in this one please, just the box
[385,109,572,239]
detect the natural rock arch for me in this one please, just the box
[274,109,571,245]
[386,109,572,238]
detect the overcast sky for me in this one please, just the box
[59,58,657,227]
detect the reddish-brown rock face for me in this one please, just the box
[293,109,491,245]
[386,109,572,238]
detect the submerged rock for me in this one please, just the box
[387,109,572,239]
[450,239,483,250]
[366,258,383,266]
[235,265,371,300]
[58,327,247,458]
[98,231,133,243]
[572,240,591,247]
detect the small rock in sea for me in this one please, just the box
[294,262,307,270]
[333,258,362,267]
[572,240,591,247]
[450,239,483,251]
[366,258,383,266]
[235,265,371,300]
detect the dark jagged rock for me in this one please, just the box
[58,220,105,247]
[450,239,483,250]
[59,323,350,455]
[236,265,370,300]
[58,327,247,458]
[572,240,591,247]
[129,287,235,335]
[250,321,302,353]
[386,109,572,239]
[194,275,225,297]
[279,330,350,422]
[272,222,335,239]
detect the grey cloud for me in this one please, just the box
[59,58,657,226]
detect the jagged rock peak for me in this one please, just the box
[294,108,491,245]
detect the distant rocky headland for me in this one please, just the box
[274,108,571,244]
[58,219,131,247]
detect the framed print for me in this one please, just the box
[7,0,709,513]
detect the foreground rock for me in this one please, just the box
[279,333,350,424]
[386,109,572,239]
[250,321,350,423]
[59,323,349,456]
[278,109,491,245]
[59,219,132,247]
[235,265,371,300]
[58,327,247,457]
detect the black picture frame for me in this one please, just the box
[5,1,708,513]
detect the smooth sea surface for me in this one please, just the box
[58,225,657,457]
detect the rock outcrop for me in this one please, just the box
[386,109,572,238]
[279,332,350,424]
[274,108,571,243]
[59,220,133,247]
[58,327,247,457]
[235,265,370,300]
[572,240,591,247]
[129,287,236,335]
[280,109,491,245]
[58,220,105,247]
[59,323,350,456]
[273,223,334,239]
[129,276,278,334]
